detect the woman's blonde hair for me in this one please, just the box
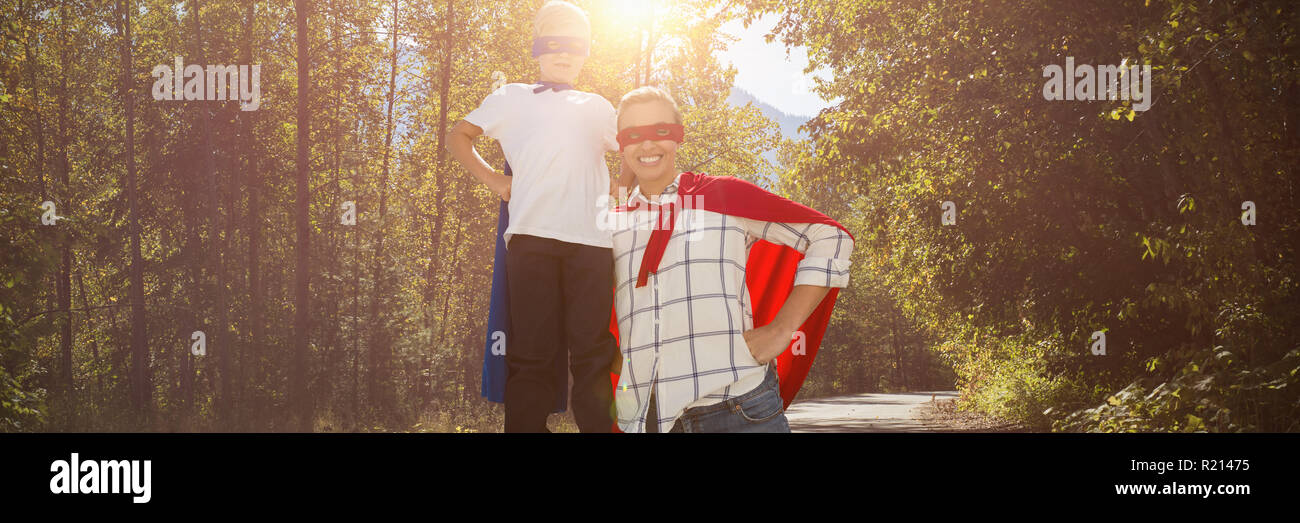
[617,86,683,128]
[534,1,591,40]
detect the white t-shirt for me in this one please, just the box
[464,82,618,249]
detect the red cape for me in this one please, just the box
[605,172,854,432]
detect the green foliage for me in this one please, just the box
[758,0,1300,430]
[1057,349,1300,432]
[0,189,52,431]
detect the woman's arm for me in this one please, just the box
[734,218,855,364]
[743,285,831,364]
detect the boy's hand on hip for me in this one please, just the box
[743,324,794,365]
[490,172,512,202]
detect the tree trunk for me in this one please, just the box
[457,203,484,405]
[242,1,264,431]
[117,0,151,424]
[187,0,232,428]
[74,270,100,402]
[321,12,345,413]
[293,0,314,432]
[889,312,907,391]
[435,217,463,347]
[56,0,76,426]
[20,0,48,206]
[368,0,399,424]
[351,218,361,429]
[235,0,259,431]
[425,0,454,304]
[643,7,654,86]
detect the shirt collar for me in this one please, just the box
[629,173,684,206]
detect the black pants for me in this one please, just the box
[646,387,682,433]
[504,234,618,433]
[646,389,657,433]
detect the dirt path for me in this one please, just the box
[785,390,1033,433]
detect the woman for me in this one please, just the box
[607,86,856,433]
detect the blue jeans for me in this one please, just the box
[667,363,791,433]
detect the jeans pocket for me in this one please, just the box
[736,386,784,423]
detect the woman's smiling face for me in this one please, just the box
[619,100,681,191]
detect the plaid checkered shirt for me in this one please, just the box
[610,173,854,432]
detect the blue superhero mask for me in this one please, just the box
[531,35,589,58]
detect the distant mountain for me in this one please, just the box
[726,87,812,141]
[725,87,814,177]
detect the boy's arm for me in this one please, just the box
[603,100,636,202]
[611,155,636,203]
[447,119,511,201]
[617,156,637,188]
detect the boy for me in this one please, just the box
[447,1,620,432]
[609,86,856,432]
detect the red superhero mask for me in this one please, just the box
[616,122,685,151]
[531,35,589,58]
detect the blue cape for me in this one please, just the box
[480,159,569,413]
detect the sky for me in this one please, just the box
[713,13,837,118]
[375,5,836,119]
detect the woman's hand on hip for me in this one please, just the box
[743,324,794,364]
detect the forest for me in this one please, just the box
[1,0,1297,433]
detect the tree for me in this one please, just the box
[116,0,151,423]
[293,0,314,431]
